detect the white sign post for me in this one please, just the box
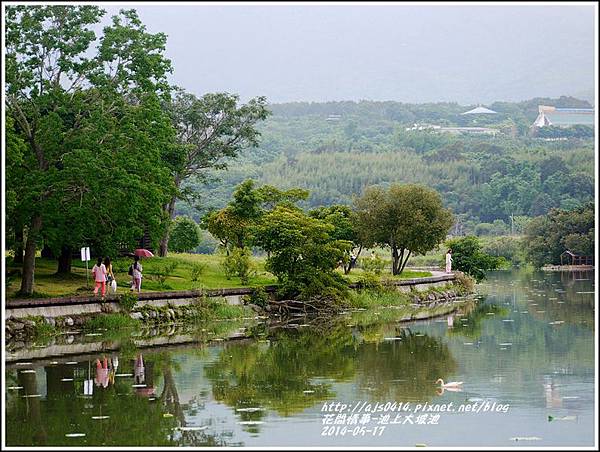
[81,247,91,288]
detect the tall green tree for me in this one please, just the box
[309,205,362,274]
[168,216,202,253]
[354,184,454,275]
[5,6,175,294]
[158,90,270,256]
[252,205,350,300]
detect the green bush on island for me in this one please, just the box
[445,236,504,282]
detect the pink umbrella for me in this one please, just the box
[134,249,154,258]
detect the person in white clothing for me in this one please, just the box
[445,249,453,273]
[130,255,143,292]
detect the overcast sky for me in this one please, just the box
[103,3,596,105]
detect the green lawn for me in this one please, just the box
[5,252,432,299]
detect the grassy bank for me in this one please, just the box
[5,253,433,299]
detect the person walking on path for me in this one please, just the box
[445,249,453,273]
[104,256,116,294]
[92,257,107,297]
[130,255,143,293]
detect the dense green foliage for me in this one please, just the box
[354,184,453,275]
[5,6,176,293]
[523,203,594,268]
[252,205,350,300]
[180,98,594,236]
[445,236,503,282]
[158,89,270,256]
[168,216,202,253]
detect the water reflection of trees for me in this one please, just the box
[204,324,356,422]
[448,300,508,340]
[5,352,233,447]
[204,323,458,419]
[355,328,457,402]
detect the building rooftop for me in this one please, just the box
[461,106,498,115]
[533,106,595,127]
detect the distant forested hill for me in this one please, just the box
[176,96,594,234]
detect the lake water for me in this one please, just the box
[4,269,596,447]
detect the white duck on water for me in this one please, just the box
[436,378,463,388]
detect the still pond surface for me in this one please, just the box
[5,269,595,447]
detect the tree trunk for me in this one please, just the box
[56,246,72,274]
[13,226,24,264]
[344,245,363,274]
[158,192,178,258]
[391,246,400,275]
[20,215,42,296]
[399,250,412,274]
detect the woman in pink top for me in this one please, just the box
[92,257,107,297]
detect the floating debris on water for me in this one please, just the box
[502,319,514,322]
[65,433,86,438]
[384,337,402,341]
[548,415,576,421]
[510,436,542,441]
[549,321,565,325]
[91,416,110,420]
[562,396,579,400]
[536,310,546,313]
[174,426,208,431]
[576,291,594,294]
[236,407,263,412]
[499,343,513,346]
[303,390,315,394]
[238,421,264,425]
[85,333,103,337]
[463,343,473,346]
